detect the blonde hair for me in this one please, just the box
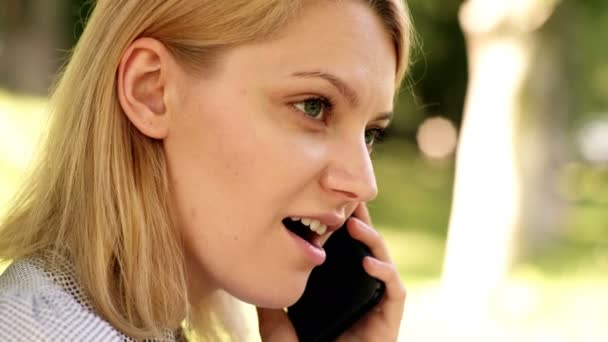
[0,0,413,340]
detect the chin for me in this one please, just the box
[237,276,309,309]
[257,284,308,309]
[254,292,305,309]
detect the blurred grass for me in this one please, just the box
[1,89,607,341]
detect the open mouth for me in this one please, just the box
[282,217,319,244]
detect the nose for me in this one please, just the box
[320,139,378,203]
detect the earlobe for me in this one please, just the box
[117,38,170,139]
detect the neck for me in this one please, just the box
[184,252,218,305]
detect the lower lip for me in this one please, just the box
[285,227,326,265]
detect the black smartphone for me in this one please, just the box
[287,220,385,342]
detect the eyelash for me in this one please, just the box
[292,95,389,149]
[296,95,335,121]
[366,127,388,144]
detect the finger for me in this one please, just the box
[321,203,368,247]
[346,217,392,263]
[363,257,406,315]
[352,202,372,225]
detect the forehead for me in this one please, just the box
[217,0,397,108]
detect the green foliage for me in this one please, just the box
[399,0,468,129]
[577,1,608,118]
[370,138,454,236]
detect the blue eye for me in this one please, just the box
[294,98,332,120]
[364,128,387,147]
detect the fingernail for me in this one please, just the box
[356,219,372,231]
[366,256,380,267]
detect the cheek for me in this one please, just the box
[165,86,335,233]
[165,91,335,305]
[165,93,298,224]
[190,99,322,191]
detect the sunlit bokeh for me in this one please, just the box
[578,118,608,164]
[416,116,458,159]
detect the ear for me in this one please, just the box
[117,37,171,139]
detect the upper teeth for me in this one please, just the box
[291,217,327,235]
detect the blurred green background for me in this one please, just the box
[1,0,607,341]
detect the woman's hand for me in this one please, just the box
[258,203,406,342]
[334,203,406,342]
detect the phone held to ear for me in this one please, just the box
[287,220,385,342]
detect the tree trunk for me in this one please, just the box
[440,0,559,323]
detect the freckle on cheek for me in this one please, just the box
[190,208,197,220]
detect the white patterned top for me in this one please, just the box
[0,254,180,341]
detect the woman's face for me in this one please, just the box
[165,0,396,307]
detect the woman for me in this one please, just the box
[0,0,413,340]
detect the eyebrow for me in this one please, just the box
[374,111,394,124]
[292,71,359,106]
[291,70,394,123]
